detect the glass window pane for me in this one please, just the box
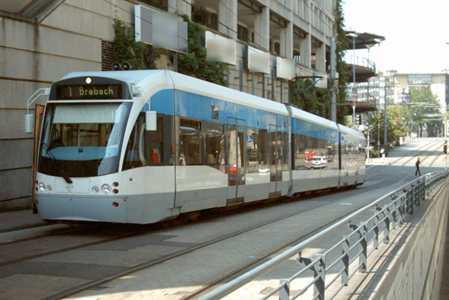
[258,129,269,171]
[247,128,259,173]
[123,113,174,170]
[144,115,173,165]
[179,118,202,165]
[204,122,225,170]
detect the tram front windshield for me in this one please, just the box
[38,102,131,177]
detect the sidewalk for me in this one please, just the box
[0,209,46,233]
[440,207,449,298]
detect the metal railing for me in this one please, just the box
[200,171,449,300]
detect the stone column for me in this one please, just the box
[315,41,326,72]
[168,0,192,18]
[280,21,293,59]
[299,34,311,67]
[218,0,238,39]
[254,6,270,51]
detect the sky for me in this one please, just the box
[343,0,449,74]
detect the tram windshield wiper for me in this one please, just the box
[43,144,73,184]
[62,174,73,184]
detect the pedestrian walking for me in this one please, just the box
[415,157,421,176]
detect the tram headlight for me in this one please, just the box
[38,182,46,191]
[101,184,112,194]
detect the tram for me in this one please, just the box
[36,70,366,224]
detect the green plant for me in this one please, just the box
[290,79,330,118]
[335,0,349,124]
[112,19,148,69]
[290,0,348,123]
[178,18,228,86]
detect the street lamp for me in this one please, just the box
[347,32,358,126]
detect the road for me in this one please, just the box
[0,138,446,300]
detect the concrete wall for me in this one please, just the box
[368,183,449,300]
[0,0,117,209]
[0,0,333,209]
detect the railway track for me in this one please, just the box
[1,142,445,300]
[0,181,385,300]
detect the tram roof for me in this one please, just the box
[290,106,338,131]
[61,70,364,139]
[63,70,289,116]
[338,124,365,140]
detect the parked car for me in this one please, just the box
[310,156,328,169]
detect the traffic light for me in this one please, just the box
[355,114,362,125]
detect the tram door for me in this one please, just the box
[32,104,45,213]
[269,125,283,197]
[225,121,246,205]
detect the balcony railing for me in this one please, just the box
[344,53,376,71]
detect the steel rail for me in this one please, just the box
[199,171,448,300]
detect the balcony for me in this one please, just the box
[345,82,378,113]
[345,53,377,83]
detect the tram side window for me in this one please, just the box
[294,134,306,170]
[203,122,225,170]
[179,118,202,165]
[122,113,173,170]
[246,128,259,173]
[281,131,289,171]
[258,129,270,171]
[145,115,173,165]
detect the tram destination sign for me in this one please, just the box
[56,84,123,100]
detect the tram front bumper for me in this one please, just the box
[37,193,128,223]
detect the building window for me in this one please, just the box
[238,24,249,42]
[140,0,168,11]
[192,6,218,31]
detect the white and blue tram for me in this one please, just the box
[36,70,366,224]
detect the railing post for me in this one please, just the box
[315,256,326,300]
[390,195,398,229]
[279,280,289,300]
[341,238,350,286]
[414,182,421,208]
[384,211,390,244]
[374,206,382,249]
[421,181,426,202]
[359,224,368,273]
[299,252,326,300]
[406,187,414,215]
[398,195,406,224]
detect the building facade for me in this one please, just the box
[0,0,336,209]
[369,72,449,113]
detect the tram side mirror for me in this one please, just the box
[145,111,157,131]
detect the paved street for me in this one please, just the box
[0,138,443,300]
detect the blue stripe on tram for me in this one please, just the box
[146,89,339,141]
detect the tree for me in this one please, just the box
[178,19,228,86]
[112,19,148,69]
[367,105,410,155]
[290,79,330,118]
[335,0,350,123]
[290,0,348,124]
[409,86,441,137]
